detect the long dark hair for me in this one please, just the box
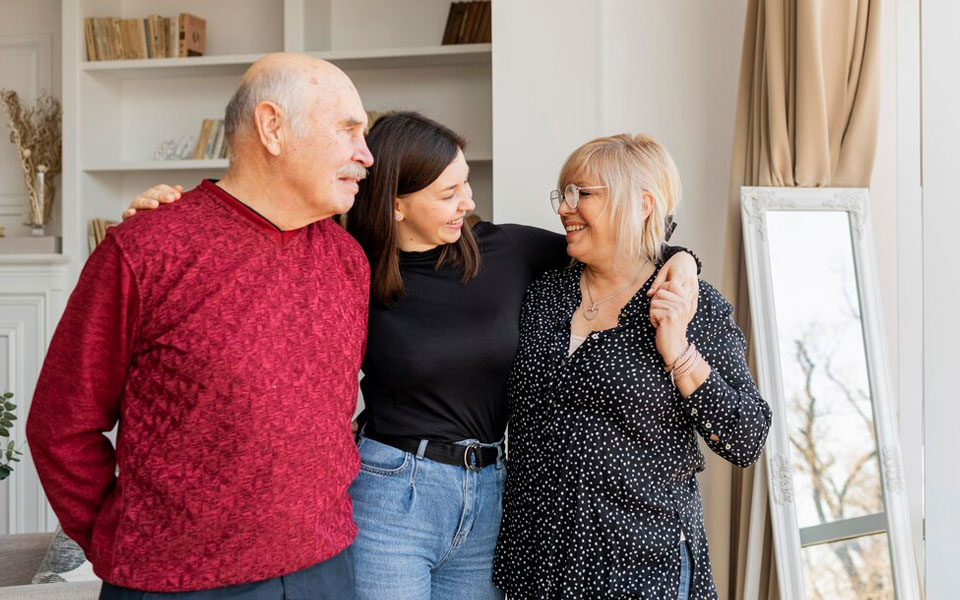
[347,111,481,305]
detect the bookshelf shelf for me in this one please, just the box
[81,54,266,79]
[84,160,229,173]
[309,44,491,71]
[80,45,492,79]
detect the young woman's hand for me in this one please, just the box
[649,281,696,366]
[648,251,698,327]
[121,184,184,220]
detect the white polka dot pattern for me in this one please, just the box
[493,263,772,599]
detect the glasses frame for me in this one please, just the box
[549,184,607,214]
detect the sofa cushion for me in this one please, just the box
[0,581,101,600]
[31,527,99,584]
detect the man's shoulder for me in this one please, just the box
[313,218,370,278]
[108,186,216,247]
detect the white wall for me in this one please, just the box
[492,0,603,230]
[872,0,926,575]
[920,0,960,594]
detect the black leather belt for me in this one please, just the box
[364,430,501,471]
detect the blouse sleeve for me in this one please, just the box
[680,283,772,467]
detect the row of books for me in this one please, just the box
[193,119,230,160]
[83,14,206,62]
[87,219,118,253]
[442,1,491,45]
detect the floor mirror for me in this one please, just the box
[740,187,921,599]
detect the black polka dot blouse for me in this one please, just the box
[493,262,772,600]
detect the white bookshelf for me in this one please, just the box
[61,0,494,276]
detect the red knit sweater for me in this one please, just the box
[27,180,370,592]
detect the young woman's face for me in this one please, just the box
[395,149,475,251]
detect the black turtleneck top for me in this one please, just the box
[359,222,695,443]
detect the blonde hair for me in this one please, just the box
[558,133,681,265]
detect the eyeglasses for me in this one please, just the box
[549,184,607,214]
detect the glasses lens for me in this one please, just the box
[550,190,562,213]
[564,184,579,211]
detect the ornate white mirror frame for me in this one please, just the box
[740,186,921,599]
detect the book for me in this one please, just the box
[110,17,123,61]
[455,3,472,44]
[147,15,162,59]
[442,3,468,46]
[84,12,207,60]
[134,19,149,59]
[167,17,178,58]
[441,3,459,45]
[179,13,206,57]
[87,219,118,253]
[465,1,485,44]
[83,18,98,61]
[210,119,226,159]
[205,120,223,159]
[193,119,214,159]
[479,1,492,43]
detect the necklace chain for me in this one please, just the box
[582,265,647,321]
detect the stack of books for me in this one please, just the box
[193,119,230,160]
[83,13,206,61]
[87,219,118,253]
[442,1,491,45]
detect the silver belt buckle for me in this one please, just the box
[463,443,483,471]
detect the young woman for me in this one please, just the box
[493,134,771,600]
[123,113,701,600]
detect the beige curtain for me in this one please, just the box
[708,0,882,598]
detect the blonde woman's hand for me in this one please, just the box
[648,251,698,326]
[649,281,695,366]
[121,184,183,221]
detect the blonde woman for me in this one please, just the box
[493,134,772,600]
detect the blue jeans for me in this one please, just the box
[677,542,692,600]
[98,547,354,599]
[349,435,506,600]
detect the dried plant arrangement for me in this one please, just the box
[0,89,62,230]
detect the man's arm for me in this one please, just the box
[26,235,139,554]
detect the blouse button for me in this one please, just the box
[591,333,599,340]
[725,443,732,450]
[705,422,712,429]
[691,408,698,415]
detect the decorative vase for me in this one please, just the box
[24,166,48,235]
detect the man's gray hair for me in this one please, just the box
[223,67,311,147]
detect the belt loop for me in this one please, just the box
[416,439,429,460]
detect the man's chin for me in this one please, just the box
[331,195,356,216]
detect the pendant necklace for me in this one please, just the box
[581,265,647,321]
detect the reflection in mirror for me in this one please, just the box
[767,210,889,597]
[741,188,920,600]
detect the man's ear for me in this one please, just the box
[253,101,284,157]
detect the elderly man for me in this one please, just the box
[27,54,374,599]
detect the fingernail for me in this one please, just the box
[150,201,159,207]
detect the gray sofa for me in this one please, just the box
[0,533,100,600]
